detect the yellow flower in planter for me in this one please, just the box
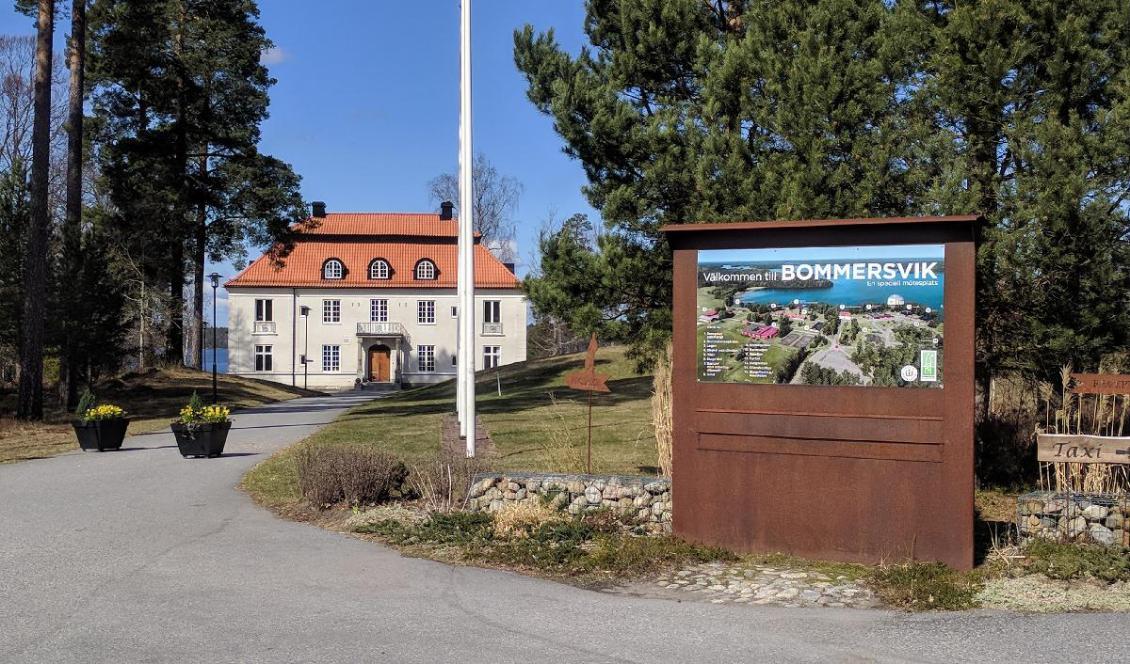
[200,405,231,424]
[82,404,126,422]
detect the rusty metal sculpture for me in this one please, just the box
[565,334,610,473]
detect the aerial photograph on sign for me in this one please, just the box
[697,244,945,387]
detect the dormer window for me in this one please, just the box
[323,258,344,280]
[369,258,391,280]
[414,259,436,281]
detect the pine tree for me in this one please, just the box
[88,0,305,368]
[16,0,55,420]
[515,0,918,364]
[901,0,1130,398]
[59,0,87,409]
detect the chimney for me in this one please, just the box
[440,201,454,221]
[311,201,326,218]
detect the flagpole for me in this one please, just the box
[459,0,476,455]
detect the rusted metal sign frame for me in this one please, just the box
[664,215,979,570]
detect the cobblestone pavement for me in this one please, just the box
[619,560,881,608]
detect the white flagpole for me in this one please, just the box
[459,0,476,455]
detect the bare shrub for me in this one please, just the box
[537,392,586,472]
[651,340,673,478]
[296,445,408,508]
[410,452,479,513]
[492,500,564,540]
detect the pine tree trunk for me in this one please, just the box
[60,0,86,411]
[167,244,184,365]
[17,0,54,421]
[167,1,188,367]
[188,202,206,370]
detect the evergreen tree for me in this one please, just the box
[88,0,305,368]
[0,161,30,378]
[900,0,1130,401]
[16,0,55,419]
[515,0,918,364]
[59,0,87,408]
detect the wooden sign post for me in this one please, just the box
[565,334,610,474]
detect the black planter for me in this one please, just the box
[171,421,232,458]
[73,418,130,452]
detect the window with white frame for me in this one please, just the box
[417,300,435,324]
[414,259,436,280]
[483,300,500,324]
[323,299,340,323]
[483,345,501,370]
[254,299,273,321]
[323,259,344,279]
[417,345,435,372]
[369,259,390,280]
[370,299,388,322]
[254,345,273,371]
[322,345,340,371]
[482,300,502,334]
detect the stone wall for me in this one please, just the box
[1017,491,1129,547]
[467,473,672,530]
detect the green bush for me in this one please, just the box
[869,562,982,610]
[355,509,734,579]
[1022,540,1130,583]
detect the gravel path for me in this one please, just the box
[1,392,1127,664]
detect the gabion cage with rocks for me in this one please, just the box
[1017,490,1129,547]
[467,473,672,531]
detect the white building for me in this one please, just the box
[225,203,527,390]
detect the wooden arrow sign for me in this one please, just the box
[1037,434,1130,464]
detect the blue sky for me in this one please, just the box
[0,1,597,323]
[700,245,946,264]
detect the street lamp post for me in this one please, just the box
[208,273,222,404]
[300,306,310,390]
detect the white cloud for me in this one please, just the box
[260,46,289,65]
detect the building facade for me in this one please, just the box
[225,205,527,390]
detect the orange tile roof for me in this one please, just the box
[225,213,519,289]
[297,212,477,238]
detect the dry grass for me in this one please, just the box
[651,340,674,478]
[410,452,480,513]
[1038,363,1130,495]
[492,501,565,540]
[536,393,587,473]
[0,368,320,464]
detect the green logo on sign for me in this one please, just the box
[920,350,938,382]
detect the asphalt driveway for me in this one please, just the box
[0,392,1124,663]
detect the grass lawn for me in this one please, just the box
[0,367,321,464]
[243,345,658,508]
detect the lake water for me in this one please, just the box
[202,348,229,373]
[739,276,945,313]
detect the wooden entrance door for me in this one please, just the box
[368,345,391,382]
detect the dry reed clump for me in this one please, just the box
[1039,363,1130,495]
[491,500,566,540]
[296,444,408,508]
[651,340,673,478]
[537,393,586,473]
[410,452,479,513]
